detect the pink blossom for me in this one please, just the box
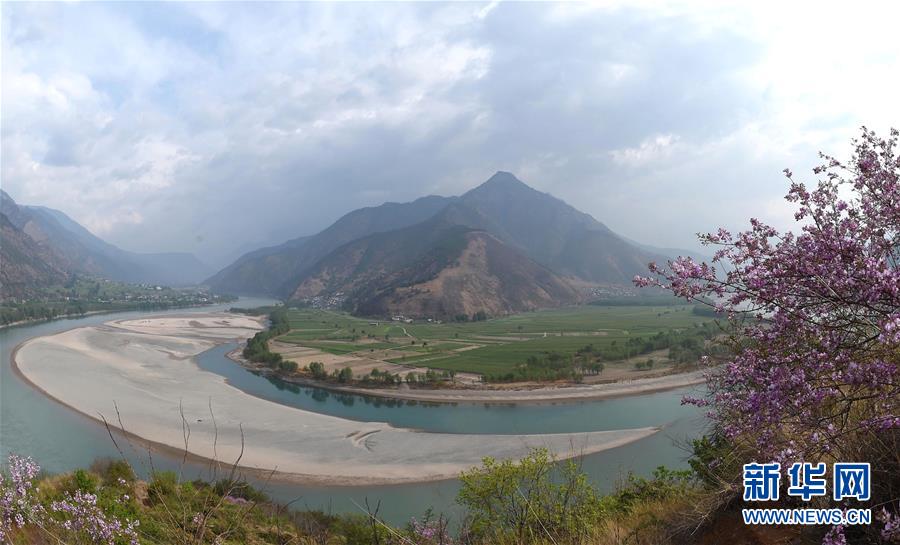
[637,127,899,464]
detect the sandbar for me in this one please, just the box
[13,312,659,485]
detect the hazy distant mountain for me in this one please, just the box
[25,205,212,285]
[209,172,671,317]
[205,195,456,295]
[618,235,714,266]
[442,172,669,283]
[0,190,211,297]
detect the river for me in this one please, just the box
[0,299,707,525]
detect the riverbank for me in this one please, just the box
[0,309,116,330]
[0,300,237,331]
[231,348,707,404]
[12,312,660,485]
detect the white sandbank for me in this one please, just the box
[13,313,659,485]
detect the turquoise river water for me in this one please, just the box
[0,299,707,525]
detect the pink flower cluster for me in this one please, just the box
[635,127,900,460]
[822,524,848,545]
[223,495,250,505]
[2,454,140,544]
[0,454,44,541]
[50,490,140,545]
[410,515,453,544]
[878,504,900,542]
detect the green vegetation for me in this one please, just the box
[361,367,402,385]
[405,368,454,385]
[587,294,686,306]
[1,455,405,545]
[227,305,282,316]
[269,305,721,383]
[417,323,722,381]
[334,366,353,383]
[484,351,583,382]
[1,276,236,326]
[307,361,327,379]
[277,339,398,354]
[241,308,290,367]
[458,450,709,545]
[459,449,601,543]
[2,443,730,545]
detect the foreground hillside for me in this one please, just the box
[0,447,831,545]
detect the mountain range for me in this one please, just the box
[0,190,211,299]
[207,172,669,317]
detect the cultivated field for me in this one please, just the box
[269,305,714,381]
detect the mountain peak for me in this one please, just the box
[464,172,538,201]
[481,171,530,190]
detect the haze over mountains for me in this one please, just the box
[0,190,211,299]
[1,173,676,315]
[208,172,669,317]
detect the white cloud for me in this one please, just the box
[610,134,680,167]
[2,1,897,262]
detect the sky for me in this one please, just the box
[3,1,899,267]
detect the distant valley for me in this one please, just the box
[0,190,212,299]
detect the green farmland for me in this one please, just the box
[272,305,717,380]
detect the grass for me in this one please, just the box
[276,306,711,376]
[386,352,452,364]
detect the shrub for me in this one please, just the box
[600,467,695,514]
[212,479,268,503]
[458,448,601,543]
[66,469,98,494]
[90,458,135,486]
[333,513,392,545]
[147,471,178,505]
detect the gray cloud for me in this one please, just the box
[3,2,898,267]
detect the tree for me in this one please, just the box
[636,128,899,542]
[337,367,353,383]
[308,361,326,379]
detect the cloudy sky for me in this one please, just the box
[3,1,898,267]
